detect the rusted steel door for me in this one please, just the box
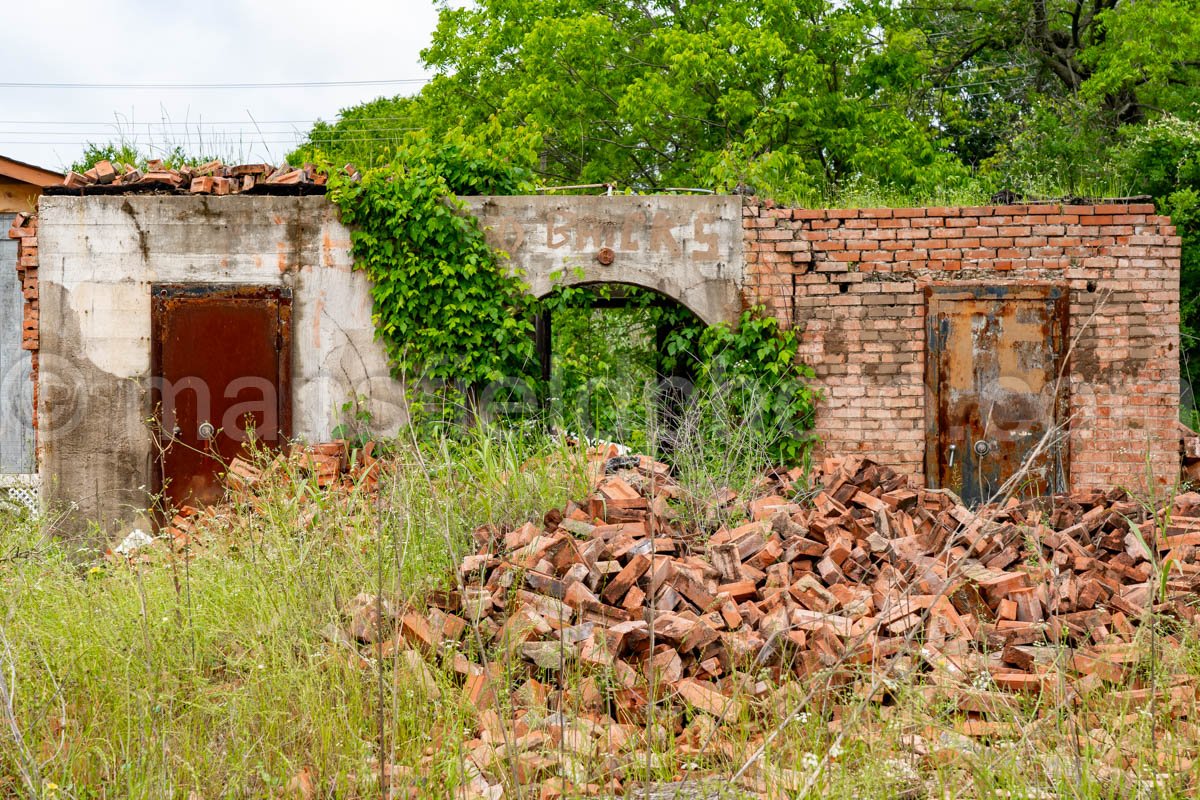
[925,285,1068,506]
[151,285,292,509]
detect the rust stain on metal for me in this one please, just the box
[596,246,616,266]
[925,284,1069,505]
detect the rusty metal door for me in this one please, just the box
[151,285,291,509]
[925,285,1068,506]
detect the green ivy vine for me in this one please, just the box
[692,309,819,465]
[324,130,819,465]
[326,129,540,385]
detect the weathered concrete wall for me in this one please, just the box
[37,194,747,535]
[465,195,744,325]
[37,195,398,534]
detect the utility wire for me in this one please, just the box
[0,128,420,136]
[0,119,326,126]
[0,116,424,125]
[0,78,429,90]
[0,135,425,146]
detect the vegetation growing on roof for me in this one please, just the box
[69,142,217,174]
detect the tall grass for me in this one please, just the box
[3,422,1200,798]
[0,429,587,798]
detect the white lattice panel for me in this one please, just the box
[0,474,39,514]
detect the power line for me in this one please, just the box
[0,78,429,90]
[0,119,327,126]
[0,116,423,125]
[0,130,302,136]
[0,127,420,136]
[0,135,424,146]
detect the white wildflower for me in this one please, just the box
[883,757,919,783]
[971,672,995,691]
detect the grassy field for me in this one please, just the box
[2,429,1200,799]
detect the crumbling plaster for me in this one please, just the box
[37,196,395,534]
[36,193,746,535]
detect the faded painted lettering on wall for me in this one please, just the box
[465,196,745,324]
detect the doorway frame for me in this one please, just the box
[149,283,293,506]
[922,281,1071,498]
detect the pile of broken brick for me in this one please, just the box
[58,158,331,194]
[155,442,381,554]
[227,440,380,493]
[340,450,1200,797]
[1182,422,1200,485]
[435,450,1200,686]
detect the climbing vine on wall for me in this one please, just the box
[325,129,819,464]
[692,309,819,466]
[326,129,541,386]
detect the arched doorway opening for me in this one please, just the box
[534,282,705,452]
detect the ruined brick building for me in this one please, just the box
[7,185,1181,533]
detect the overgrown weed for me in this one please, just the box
[3,427,1200,798]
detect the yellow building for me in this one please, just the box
[0,155,63,213]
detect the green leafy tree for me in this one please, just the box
[901,0,1200,156]
[289,95,425,169]
[298,0,970,200]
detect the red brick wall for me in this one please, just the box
[7,213,38,434]
[742,200,1182,494]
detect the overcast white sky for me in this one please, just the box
[0,0,443,172]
